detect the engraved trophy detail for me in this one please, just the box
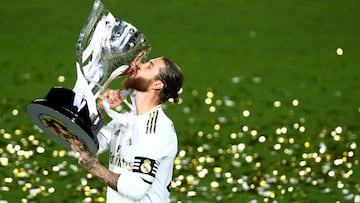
[27,0,151,154]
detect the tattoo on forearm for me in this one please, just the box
[80,157,97,171]
[93,165,120,191]
[78,155,120,191]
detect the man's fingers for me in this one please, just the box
[70,139,86,153]
[98,89,124,109]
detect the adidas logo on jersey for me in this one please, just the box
[145,110,159,134]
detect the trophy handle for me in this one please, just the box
[98,49,149,95]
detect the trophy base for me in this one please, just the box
[27,87,103,154]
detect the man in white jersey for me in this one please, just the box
[70,52,183,203]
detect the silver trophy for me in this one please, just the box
[27,0,151,154]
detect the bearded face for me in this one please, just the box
[123,76,153,92]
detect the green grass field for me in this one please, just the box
[1,0,359,202]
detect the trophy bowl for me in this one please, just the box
[27,0,151,154]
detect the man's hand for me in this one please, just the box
[97,89,124,110]
[70,139,99,172]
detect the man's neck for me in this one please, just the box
[134,91,161,115]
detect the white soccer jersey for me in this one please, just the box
[97,104,178,203]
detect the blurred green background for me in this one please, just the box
[1,0,359,202]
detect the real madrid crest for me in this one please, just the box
[140,159,152,174]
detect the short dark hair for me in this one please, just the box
[156,57,183,103]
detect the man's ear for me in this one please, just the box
[152,80,164,90]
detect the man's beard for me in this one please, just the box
[123,76,152,92]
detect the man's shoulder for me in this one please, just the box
[145,106,172,124]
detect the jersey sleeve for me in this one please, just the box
[115,167,153,200]
[96,125,112,154]
[116,120,178,200]
[97,111,132,154]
